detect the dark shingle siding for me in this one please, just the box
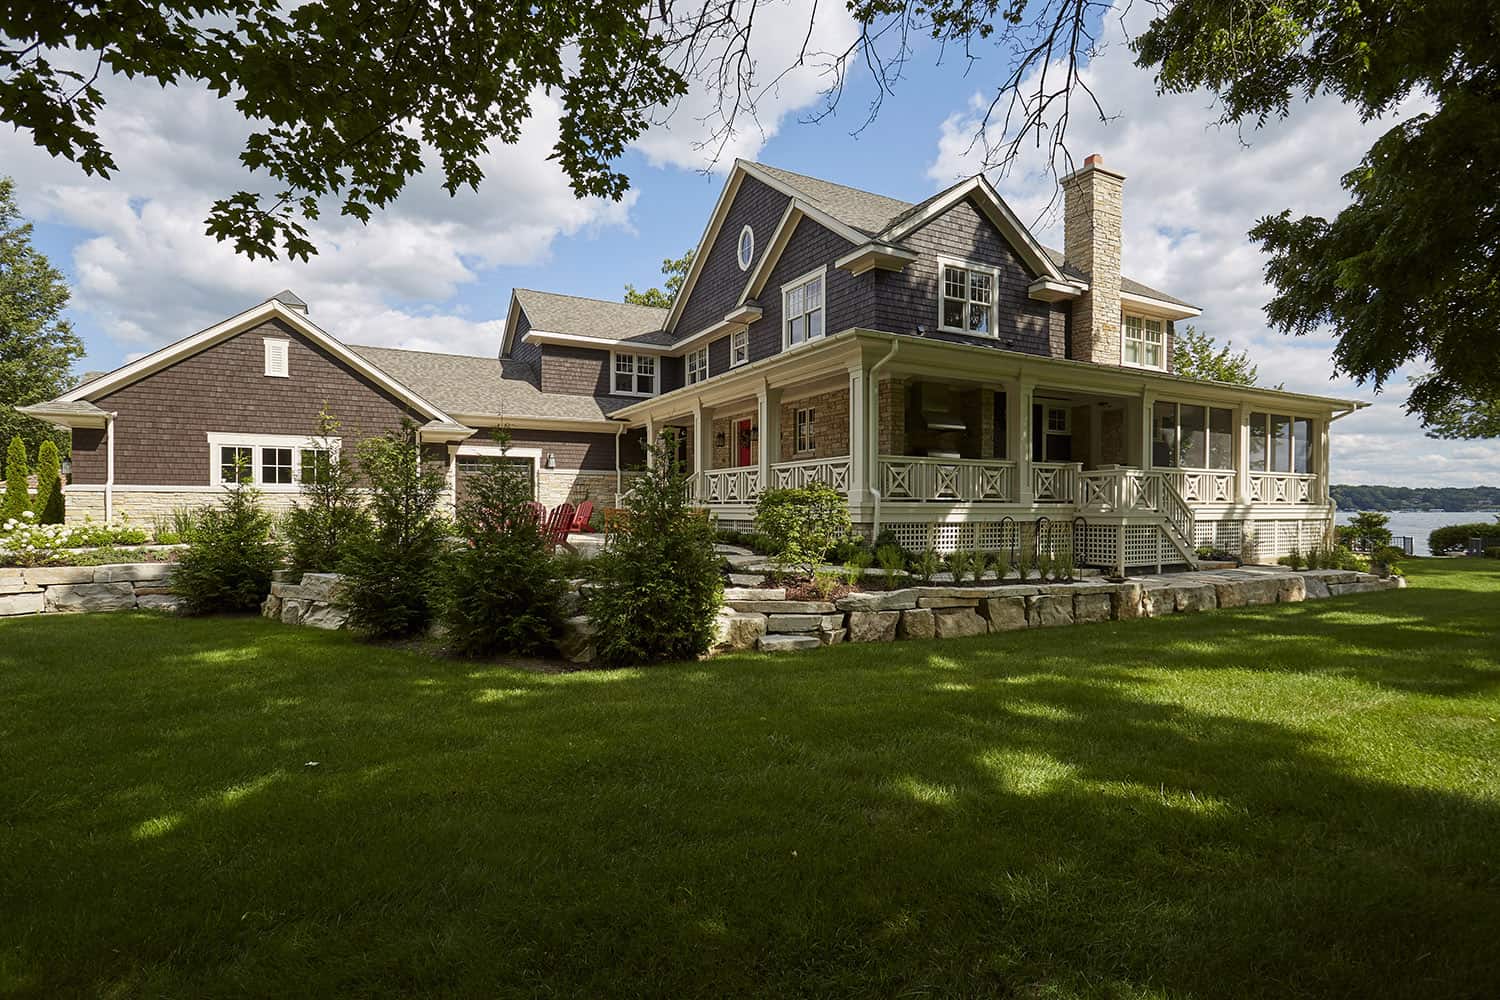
[74,319,420,486]
[508,311,541,375]
[869,196,1059,358]
[507,428,632,471]
[674,175,791,338]
[540,345,611,396]
[747,216,861,364]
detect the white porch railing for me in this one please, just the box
[1078,467,1197,563]
[1248,471,1320,504]
[879,456,1017,502]
[704,467,761,504]
[1031,462,1081,503]
[1162,468,1237,504]
[771,457,852,495]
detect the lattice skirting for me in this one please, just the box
[883,519,1081,558]
[1244,517,1331,562]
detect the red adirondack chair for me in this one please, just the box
[571,500,594,533]
[543,502,576,554]
[524,501,545,527]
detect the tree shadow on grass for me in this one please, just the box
[0,586,1497,998]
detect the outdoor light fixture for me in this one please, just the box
[545,452,556,469]
[715,431,726,448]
[60,456,72,477]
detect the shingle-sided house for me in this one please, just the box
[22,154,1364,570]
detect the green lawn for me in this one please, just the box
[3,560,1498,998]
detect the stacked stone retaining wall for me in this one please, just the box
[0,563,182,615]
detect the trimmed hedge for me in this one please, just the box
[1428,522,1500,555]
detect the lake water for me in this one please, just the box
[1334,510,1499,556]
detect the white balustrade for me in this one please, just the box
[1030,462,1080,503]
[1162,468,1237,504]
[703,467,762,504]
[770,457,852,495]
[879,456,1017,502]
[1248,472,1319,504]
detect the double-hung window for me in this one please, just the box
[1123,314,1166,368]
[783,269,825,348]
[686,347,708,385]
[794,407,816,453]
[939,260,995,335]
[210,434,338,488]
[730,329,749,367]
[613,353,657,396]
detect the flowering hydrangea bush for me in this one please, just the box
[0,512,153,567]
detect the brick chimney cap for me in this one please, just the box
[1085,153,1103,167]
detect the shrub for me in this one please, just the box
[32,440,63,523]
[439,433,565,657]
[341,423,449,638]
[2,437,29,523]
[875,543,906,589]
[1485,546,1500,559]
[171,474,281,614]
[991,549,1012,581]
[753,482,851,579]
[1347,512,1392,550]
[588,433,723,667]
[284,408,371,574]
[841,550,871,588]
[1428,522,1500,555]
[912,548,941,584]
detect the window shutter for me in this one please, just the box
[263,338,289,377]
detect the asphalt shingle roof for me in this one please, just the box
[512,289,672,346]
[349,344,632,422]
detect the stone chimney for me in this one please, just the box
[1061,153,1124,365]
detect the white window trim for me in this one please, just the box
[729,329,750,368]
[737,225,755,271]
[263,336,289,378]
[936,255,1001,338]
[610,351,659,398]
[794,406,816,454]
[206,432,340,490]
[1121,313,1167,371]
[780,264,828,352]
[686,346,709,385]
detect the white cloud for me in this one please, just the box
[925,4,1500,487]
[631,0,860,171]
[2,75,634,359]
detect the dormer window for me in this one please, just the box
[612,352,657,396]
[263,337,289,377]
[737,225,754,270]
[1122,314,1165,369]
[938,259,996,335]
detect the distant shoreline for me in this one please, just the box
[1330,485,1500,512]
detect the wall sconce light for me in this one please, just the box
[545,452,556,470]
[60,456,72,477]
[714,431,726,448]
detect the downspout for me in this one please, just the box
[104,412,117,525]
[867,338,901,538]
[614,420,624,503]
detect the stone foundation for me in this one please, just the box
[62,488,301,526]
[0,562,183,615]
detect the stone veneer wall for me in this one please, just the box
[0,562,183,616]
[63,488,303,525]
[877,378,906,456]
[778,388,850,462]
[1061,161,1124,366]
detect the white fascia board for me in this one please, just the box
[665,167,746,334]
[59,299,459,425]
[522,329,672,354]
[738,200,799,304]
[450,413,623,433]
[735,162,871,245]
[882,176,1065,283]
[1120,290,1202,320]
[1027,277,1086,302]
[834,242,920,276]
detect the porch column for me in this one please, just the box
[757,382,781,494]
[645,416,660,468]
[1317,416,1331,504]
[847,363,869,505]
[1012,378,1033,503]
[692,399,711,502]
[1235,404,1252,504]
[1139,388,1155,472]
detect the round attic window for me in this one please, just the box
[737,225,754,270]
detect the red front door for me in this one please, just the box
[736,419,753,467]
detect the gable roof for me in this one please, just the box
[350,344,632,424]
[512,289,672,347]
[50,296,458,423]
[747,162,915,236]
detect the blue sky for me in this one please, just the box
[6,1,1498,486]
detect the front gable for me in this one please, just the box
[671,173,792,339]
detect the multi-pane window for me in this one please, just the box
[613,353,657,395]
[783,272,825,347]
[261,447,293,484]
[795,407,816,453]
[1248,411,1315,473]
[1152,403,1234,468]
[300,448,332,485]
[1123,314,1165,368]
[730,329,749,366]
[220,446,253,483]
[686,347,708,385]
[940,263,994,334]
